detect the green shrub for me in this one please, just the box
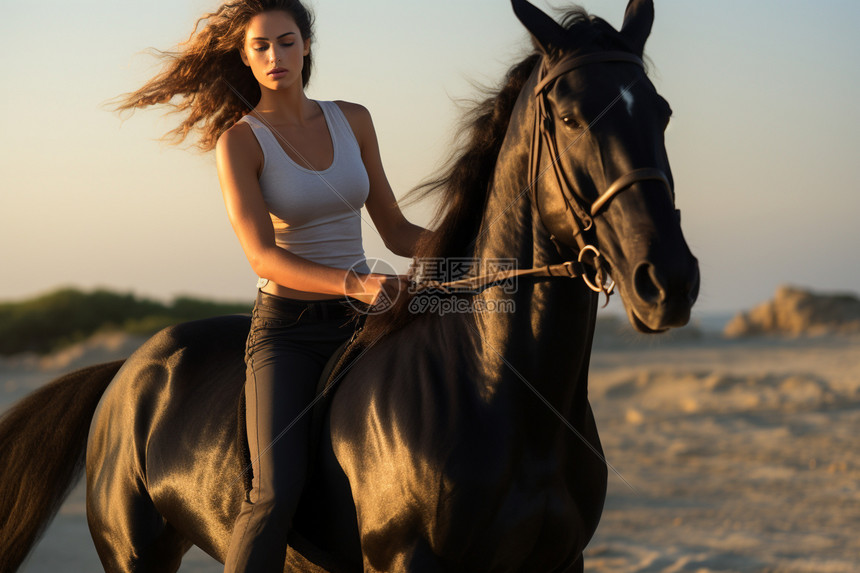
[0,288,251,356]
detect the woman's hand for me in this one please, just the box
[347,273,410,309]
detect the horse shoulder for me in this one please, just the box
[328,314,498,562]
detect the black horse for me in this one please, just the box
[0,1,699,571]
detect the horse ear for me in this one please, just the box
[620,0,654,55]
[511,0,567,54]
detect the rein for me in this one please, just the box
[408,260,587,295]
[409,50,674,298]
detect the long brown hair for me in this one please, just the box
[106,0,315,152]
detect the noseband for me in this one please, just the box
[530,50,674,294]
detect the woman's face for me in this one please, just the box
[240,10,309,90]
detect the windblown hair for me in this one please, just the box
[356,6,640,344]
[105,0,314,152]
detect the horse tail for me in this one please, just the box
[0,359,124,572]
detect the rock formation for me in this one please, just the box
[724,285,860,337]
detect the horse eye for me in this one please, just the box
[561,116,579,128]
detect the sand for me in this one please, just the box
[585,333,860,572]
[2,325,858,572]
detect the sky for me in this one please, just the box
[1,0,859,315]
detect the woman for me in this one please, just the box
[111,1,430,570]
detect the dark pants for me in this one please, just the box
[224,290,362,572]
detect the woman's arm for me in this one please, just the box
[216,123,387,303]
[337,102,433,258]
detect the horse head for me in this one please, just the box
[513,0,700,332]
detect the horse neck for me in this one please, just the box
[468,66,599,437]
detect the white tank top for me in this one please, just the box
[238,100,371,289]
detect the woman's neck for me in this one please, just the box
[253,84,314,126]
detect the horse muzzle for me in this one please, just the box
[621,253,700,332]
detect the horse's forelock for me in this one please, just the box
[551,8,640,63]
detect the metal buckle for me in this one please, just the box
[578,245,616,299]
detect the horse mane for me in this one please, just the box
[355,7,636,345]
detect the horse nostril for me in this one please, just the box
[633,262,664,305]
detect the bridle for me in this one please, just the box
[409,50,675,298]
[529,50,674,295]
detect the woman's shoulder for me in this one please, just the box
[218,117,256,147]
[329,100,369,117]
[215,117,262,171]
[328,100,373,142]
